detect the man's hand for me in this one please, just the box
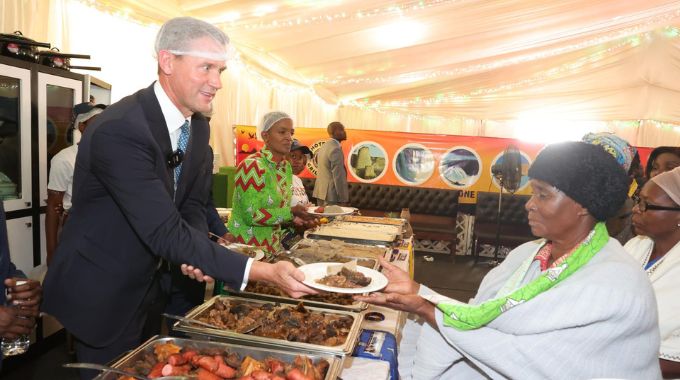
[377,256,419,295]
[0,306,35,340]
[249,261,318,298]
[5,278,42,313]
[180,264,214,283]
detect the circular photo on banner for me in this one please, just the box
[439,146,482,189]
[393,144,435,185]
[349,141,388,182]
[490,150,532,192]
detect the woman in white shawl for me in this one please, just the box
[358,142,660,379]
[626,166,680,378]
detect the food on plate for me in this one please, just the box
[244,281,357,305]
[314,206,325,213]
[196,299,354,346]
[324,205,344,213]
[316,263,372,289]
[117,341,330,380]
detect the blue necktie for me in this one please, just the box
[174,120,190,188]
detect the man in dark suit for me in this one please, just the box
[41,17,314,379]
[313,121,349,205]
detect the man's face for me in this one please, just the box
[161,36,227,117]
[332,125,347,141]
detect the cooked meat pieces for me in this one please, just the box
[196,299,354,347]
[316,267,371,288]
[119,343,330,380]
[245,281,356,305]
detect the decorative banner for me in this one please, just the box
[234,125,652,204]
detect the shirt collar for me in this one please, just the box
[154,81,191,135]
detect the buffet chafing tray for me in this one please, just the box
[92,336,343,380]
[305,227,396,246]
[337,215,406,227]
[174,295,364,356]
[232,282,367,312]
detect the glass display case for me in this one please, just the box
[38,73,81,207]
[0,63,31,212]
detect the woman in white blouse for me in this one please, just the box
[626,166,680,378]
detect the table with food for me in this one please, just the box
[97,213,413,380]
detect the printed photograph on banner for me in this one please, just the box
[490,150,532,191]
[439,146,482,189]
[349,141,388,182]
[393,143,435,185]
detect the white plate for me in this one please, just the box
[299,262,388,294]
[306,206,357,216]
[224,243,265,261]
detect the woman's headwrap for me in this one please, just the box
[650,166,680,206]
[528,141,629,221]
[582,132,637,173]
[257,111,291,141]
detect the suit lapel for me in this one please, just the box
[138,84,174,197]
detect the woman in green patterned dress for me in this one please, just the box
[228,111,317,254]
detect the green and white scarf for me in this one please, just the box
[435,222,608,330]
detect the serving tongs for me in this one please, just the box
[63,362,196,379]
[163,312,262,334]
[162,313,222,330]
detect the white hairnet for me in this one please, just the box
[650,166,680,206]
[155,17,230,61]
[257,111,292,141]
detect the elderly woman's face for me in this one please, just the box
[262,118,293,157]
[631,181,680,239]
[525,179,586,239]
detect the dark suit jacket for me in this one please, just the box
[42,84,248,347]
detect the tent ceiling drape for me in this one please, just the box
[3,0,680,157]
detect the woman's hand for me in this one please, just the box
[355,292,435,324]
[291,204,318,222]
[378,256,420,295]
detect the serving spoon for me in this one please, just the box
[63,363,195,380]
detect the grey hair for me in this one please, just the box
[154,17,229,54]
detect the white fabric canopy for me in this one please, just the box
[3,0,680,164]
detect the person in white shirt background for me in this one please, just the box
[289,139,312,207]
[45,103,106,265]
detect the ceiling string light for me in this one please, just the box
[344,32,650,109]
[221,0,459,29]
[316,13,680,86]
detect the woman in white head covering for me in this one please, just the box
[625,166,680,378]
[228,111,317,254]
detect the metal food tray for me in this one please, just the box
[232,285,368,312]
[174,295,364,356]
[286,244,381,270]
[93,336,343,380]
[304,230,394,246]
